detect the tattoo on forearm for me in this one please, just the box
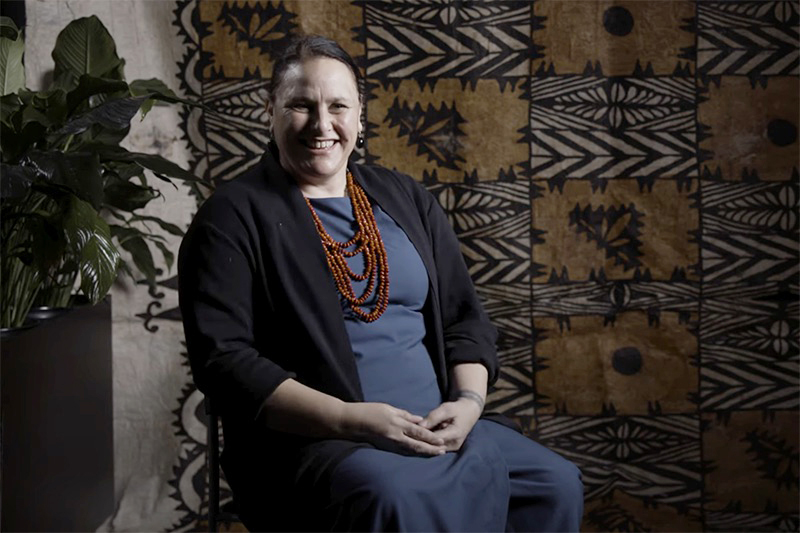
[457,390,485,412]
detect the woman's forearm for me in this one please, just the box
[259,378,349,438]
[450,363,488,409]
[259,378,447,455]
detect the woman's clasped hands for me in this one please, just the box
[343,398,482,456]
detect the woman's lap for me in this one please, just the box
[318,420,583,532]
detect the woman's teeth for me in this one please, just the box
[306,140,335,149]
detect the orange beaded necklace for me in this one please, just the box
[304,171,389,322]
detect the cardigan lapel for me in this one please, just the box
[259,150,363,402]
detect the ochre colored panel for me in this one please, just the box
[200,1,362,80]
[533,179,699,282]
[199,1,278,78]
[535,313,698,416]
[703,411,799,513]
[534,0,695,76]
[368,79,528,183]
[283,0,362,61]
[583,492,702,532]
[699,76,799,181]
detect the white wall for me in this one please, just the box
[26,1,198,529]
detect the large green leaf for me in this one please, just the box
[129,214,184,236]
[66,75,129,114]
[60,194,119,302]
[28,89,69,129]
[0,16,19,40]
[11,190,70,273]
[0,16,24,96]
[129,78,178,99]
[52,16,124,91]
[80,123,131,147]
[1,120,46,164]
[153,240,175,272]
[55,95,146,135]
[22,151,104,209]
[111,225,157,285]
[21,103,50,128]
[128,79,202,116]
[119,151,201,183]
[77,231,119,302]
[103,177,157,212]
[87,143,202,183]
[104,160,143,181]
[0,93,21,126]
[0,162,36,199]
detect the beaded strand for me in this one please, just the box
[304,171,389,322]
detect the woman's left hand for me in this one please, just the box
[419,398,482,452]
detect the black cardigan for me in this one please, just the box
[178,146,500,512]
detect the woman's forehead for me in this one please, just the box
[278,58,359,97]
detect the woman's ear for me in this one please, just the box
[266,98,275,138]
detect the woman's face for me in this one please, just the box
[269,57,361,188]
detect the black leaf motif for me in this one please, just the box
[384,98,467,171]
[569,203,645,271]
[743,429,799,491]
[218,1,297,60]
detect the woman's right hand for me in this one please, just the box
[341,402,446,456]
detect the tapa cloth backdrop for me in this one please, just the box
[24,1,799,531]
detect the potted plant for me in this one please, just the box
[0,13,207,532]
[0,14,205,329]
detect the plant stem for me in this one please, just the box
[63,134,74,152]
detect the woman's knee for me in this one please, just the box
[332,465,410,530]
[554,458,584,503]
[332,455,408,509]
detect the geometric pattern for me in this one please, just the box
[528,75,699,192]
[358,1,537,81]
[697,2,799,81]
[155,0,800,530]
[538,414,704,514]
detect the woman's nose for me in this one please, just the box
[310,107,333,132]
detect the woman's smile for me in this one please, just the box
[300,138,339,152]
[304,139,337,150]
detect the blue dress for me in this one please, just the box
[308,197,583,532]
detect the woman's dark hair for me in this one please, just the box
[269,34,363,103]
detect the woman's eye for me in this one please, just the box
[291,103,310,111]
[331,103,348,111]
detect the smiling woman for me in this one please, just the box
[178,34,584,532]
[268,56,362,197]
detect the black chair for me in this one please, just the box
[204,397,240,532]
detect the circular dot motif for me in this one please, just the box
[603,6,634,37]
[767,119,798,147]
[612,347,642,375]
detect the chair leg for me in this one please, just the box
[208,410,220,532]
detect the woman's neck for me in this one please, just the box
[296,172,348,198]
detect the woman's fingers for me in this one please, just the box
[420,403,455,430]
[402,419,444,446]
[399,410,424,424]
[399,433,446,456]
[345,403,447,455]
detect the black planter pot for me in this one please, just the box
[1,298,114,531]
